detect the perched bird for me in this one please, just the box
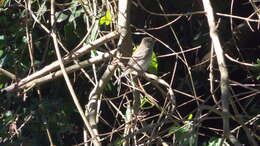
[123,37,156,114]
[124,37,156,74]
[114,37,156,85]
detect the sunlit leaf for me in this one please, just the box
[22,36,27,43]
[140,97,154,110]
[0,35,4,40]
[56,12,68,23]
[187,114,193,120]
[147,51,158,74]
[0,55,7,67]
[204,137,229,146]
[99,11,111,25]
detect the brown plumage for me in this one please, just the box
[125,37,156,73]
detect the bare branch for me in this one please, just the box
[1,32,119,93]
[85,0,132,144]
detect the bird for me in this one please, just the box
[114,37,156,85]
[124,37,156,74]
[123,37,156,114]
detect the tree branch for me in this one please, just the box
[84,0,132,144]
[1,32,119,93]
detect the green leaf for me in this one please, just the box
[187,114,193,120]
[22,35,27,43]
[252,58,260,80]
[168,124,189,137]
[68,2,83,24]
[167,121,197,146]
[56,12,68,23]
[0,50,3,57]
[256,58,260,64]
[99,11,111,25]
[204,137,229,146]
[0,35,4,40]
[147,51,158,74]
[104,81,113,91]
[0,54,7,66]
[140,97,154,110]
[113,138,124,146]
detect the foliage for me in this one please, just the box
[99,11,112,25]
